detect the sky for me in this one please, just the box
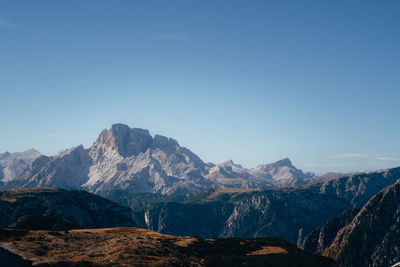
[1,0,400,174]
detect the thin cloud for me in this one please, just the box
[375,157,400,161]
[40,134,65,138]
[0,18,22,29]
[153,33,189,41]
[326,153,369,159]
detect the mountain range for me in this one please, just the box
[3,124,317,197]
[0,149,41,184]
[2,123,400,266]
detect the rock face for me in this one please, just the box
[143,167,400,245]
[0,188,136,230]
[4,124,315,197]
[143,186,351,245]
[248,158,315,187]
[85,124,209,196]
[319,167,400,207]
[7,145,92,189]
[0,149,41,183]
[301,208,361,255]
[322,179,400,267]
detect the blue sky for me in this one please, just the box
[1,0,400,174]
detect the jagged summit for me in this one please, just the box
[219,160,243,169]
[94,124,153,158]
[271,158,293,167]
[0,149,41,183]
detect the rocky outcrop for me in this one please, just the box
[301,208,360,255]
[0,188,136,230]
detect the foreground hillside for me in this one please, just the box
[0,227,335,267]
[0,188,136,230]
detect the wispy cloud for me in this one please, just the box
[375,157,400,161]
[326,153,369,159]
[40,134,65,138]
[326,153,400,162]
[152,33,189,42]
[0,18,22,29]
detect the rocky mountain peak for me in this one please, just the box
[0,149,42,183]
[93,124,153,158]
[0,151,11,159]
[152,135,179,152]
[271,158,293,168]
[57,145,86,157]
[219,160,243,169]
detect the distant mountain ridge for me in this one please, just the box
[2,123,316,196]
[0,149,41,184]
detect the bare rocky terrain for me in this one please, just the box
[0,149,41,184]
[301,179,400,267]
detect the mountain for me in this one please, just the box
[0,188,136,230]
[0,149,41,183]
[248,158,315,187]
[2,124,400,249]
[4,123,314,197]
[84,124,210,196]
[307,179,400,267]
[141,167,400,245]
[0,227,336,267]
[7,145,92,189]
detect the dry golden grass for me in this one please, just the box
[173,237,198,247]
[246,246,288,255]
[0,227,202,266]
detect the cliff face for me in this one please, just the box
[143,186,351,245]
[301,208,360,255]
[319,168,400,207]
[0,149,41,183]
[323,180,400,267]
[8,145,92,189]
